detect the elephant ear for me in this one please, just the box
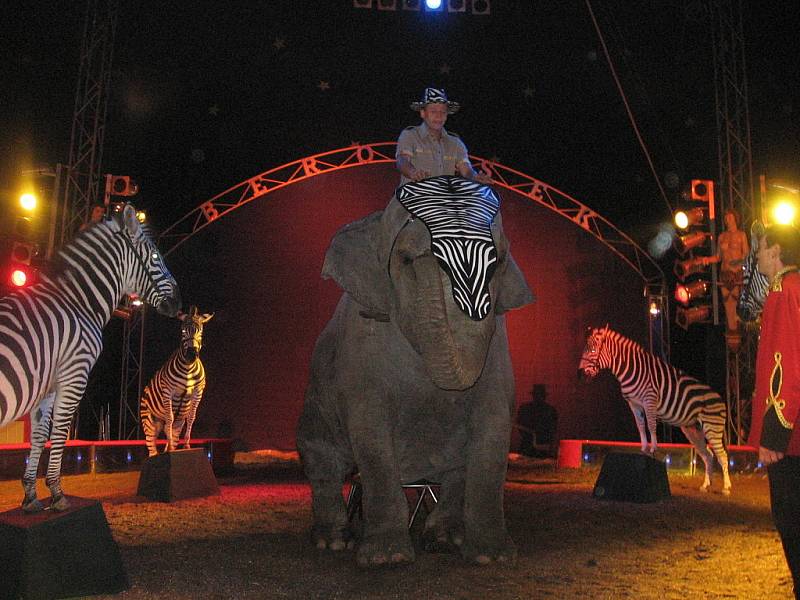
[322,211,390,316]
[495,254,535,314]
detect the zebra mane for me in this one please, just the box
[604,329,647,355]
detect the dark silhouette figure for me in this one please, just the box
[517,384,558,457]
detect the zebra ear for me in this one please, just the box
[495,254,534,314]
[122,204,140,236]
[322,211,389,314]
[199,313,214,323]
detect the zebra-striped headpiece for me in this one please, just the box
[396,176,500,320]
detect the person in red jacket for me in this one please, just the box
[749,222,800,598]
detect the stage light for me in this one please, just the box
[353,0,373,7]
[401,0,421,10]
[674,255,719,280]
[674,231,708,255]
[649,301,660,316]
[674,280,710,306]
[772,201,796,225]
[673,207,704,231]
[136,210,147,223]
[19,192,38,212]
[471,0,490,14]
[425,0,443,10]
[377,0,397,9]
[106,174,139,197]
[447,0,466,11]
[675,304,711,329]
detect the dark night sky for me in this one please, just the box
[2,0,798,252]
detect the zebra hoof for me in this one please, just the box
[722,488,731,496]
[22,498,45,513]
[50,494,70,512]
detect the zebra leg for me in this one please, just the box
[681,425,715,492]
[166,397,177,452]
[643,396,659,454]
[628,403,649,453]
[45,376,90,511]
[182,396,201,449]
[141,412,158,457]
[21,392,56,512]
[703,423,732,495]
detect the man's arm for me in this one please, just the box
[396,154,429,182]
[456,160,492,184]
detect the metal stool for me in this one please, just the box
[346,476,439,530]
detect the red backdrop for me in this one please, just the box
[159,164,648,451]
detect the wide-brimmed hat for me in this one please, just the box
[410,88,460,114]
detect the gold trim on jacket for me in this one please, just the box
[767,352,794,430]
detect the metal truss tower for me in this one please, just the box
[710,0,755,445]
[62,0,118,245]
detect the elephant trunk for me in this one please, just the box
[412,254,492,391]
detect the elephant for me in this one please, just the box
[297,176,534,567]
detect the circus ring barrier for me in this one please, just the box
[150,142,667,453]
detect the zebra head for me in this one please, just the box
[737,220,768,323]
[578,324,610,378]
[177,305,214,362]
[395,176,499,320]
[117,204,181,318]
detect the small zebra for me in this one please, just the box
[140,306,213,457]
[737,222,769,323]
[579,325,731,494]
[0,204,181,512]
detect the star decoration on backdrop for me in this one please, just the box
[273,37,286,50]
[317,80,331,91]
[439,63,451,75]
[208,104,220,116]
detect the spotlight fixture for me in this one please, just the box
[471,0,490,14]
[377,0,397,9]
[401,0,421,9]
[447,0,466,12]
[425,0,443,11]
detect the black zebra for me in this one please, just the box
[579,326,731,494]
[0,204,181,512]
[140,306,213,457]
[395,176,499,320]
[737,221,769,323]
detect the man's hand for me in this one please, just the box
[759,445,784,466]
[412,168,430,181]
[474,169,493,185]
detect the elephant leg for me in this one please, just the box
[297,401,354,553]
[353,447,415,567]
[422,468,465,553]
[21,392,56,512]
[460,396,516,564]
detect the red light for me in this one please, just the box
[10,268,28,287]
[674,284,690,306]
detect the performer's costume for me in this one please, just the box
[749,267,800,597]
[396,123,470,186]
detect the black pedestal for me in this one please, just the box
[0,496,128,599]
[593,452,671,503]
[137,448,219,502]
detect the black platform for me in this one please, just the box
[137,447,220,502]
[0,496,128,599]
[593,451,671,503]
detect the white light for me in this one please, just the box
[773,201,796,225]
[583,453,589,462]
[426,0,442,8]
[665,455,671,465]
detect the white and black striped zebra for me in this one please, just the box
[737,222,769,323]
[0,204,181,512]
[140,306,213,457]
[396,176,499,320]
[579,325,732,495]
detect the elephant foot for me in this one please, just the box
[311,525,352,552]
[422,522,464,554]
[460,535,517,565]
[356,531,415,568]
[50,493,70,512]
